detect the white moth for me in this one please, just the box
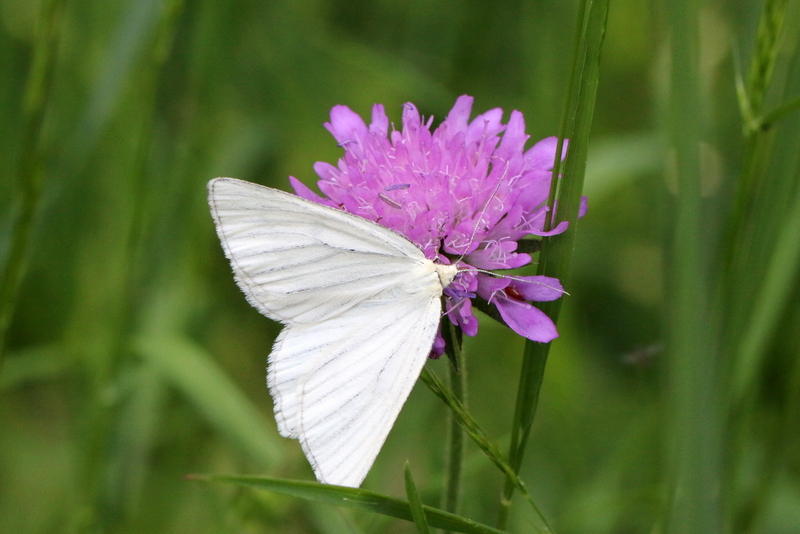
[208,177,459,488]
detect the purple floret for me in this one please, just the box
[290,95,583,352]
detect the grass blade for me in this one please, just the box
[664,0,724,531]
[498,0,609,527]
[404,463,431,534]
[191,474,505,534]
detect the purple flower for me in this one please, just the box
[290,95,578,353]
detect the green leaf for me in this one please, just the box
[404,463,431,534]
[440,317,465,517]
[191,474,505,534]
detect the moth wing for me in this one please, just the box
[208,177,427,324]
[209,177,447,487]
[269,291,442,488]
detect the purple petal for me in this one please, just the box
[431,330,445,357]
[325,105,368,145]
[497,110,528,159]
[530,219,569,237]
[313,161,339,182]
[510,276,564,302]
[370,104,389,136]
[579,196,588,218]
[467,241,531,270]
[289,176,337,207]
[466,108,504,144]
[476,274,511,296]
[402,102,422,132]
[525,137,568,169]
[495,297,559,342]
[445,95,474,132]
[541,221,569,236]
[452,297,479,337]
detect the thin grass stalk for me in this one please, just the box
[733,187,800,398]
[727,0,790,271]
[496,0,608,529]
[664,0,724,532]
[112,0,187,339]
[727,0,794,402]
[728,14,800,531]
[0,0,65,378]
[195,474,506,534]
[734,308,800,534]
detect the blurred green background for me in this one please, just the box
[1,0,799,532]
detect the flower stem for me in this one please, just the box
[441,318,465,525]
[0,0,65,378]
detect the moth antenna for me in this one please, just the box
[378,193,402,209]
[454,159,511,265]
[457,266,570,296]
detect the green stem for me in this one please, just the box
[732,183,800,398]
[0,0,65,378]
[420,368,552,533]
[723,3,795,529]
[442,319,465,526]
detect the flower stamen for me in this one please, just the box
[378,193,402,209]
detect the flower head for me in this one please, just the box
[290,95,577,354]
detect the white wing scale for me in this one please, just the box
[207,177,456,487]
